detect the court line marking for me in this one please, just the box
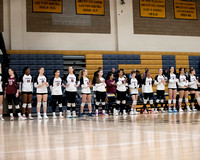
[0,136,199,154]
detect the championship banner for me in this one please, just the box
[32,0,62,13]
[76,0,104,16]
[140,0,166,18]
[174,0,197,20]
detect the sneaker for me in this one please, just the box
[133,111,139,115]
[123,110,127,115]
[18,116,26,121]
[10,116,14,121]
[179,108,184,112]
[43,115,49,119]
[168,109,173,113]
[28,116,34,120]
[95,113,99,117]
[173,108,177,113]
[79,112,83,117]
[192,107,197,112]
[151,110,157,114]
[38,116,42,120]
[143,109,148,114]
[23,115,27,120]
[187,106,191,112]
[72,111,77,118]
[67,111,72,118]
[0,116,4,121]
[155,108,158,113]
[59,115,64,119]
[161,109,166,113]
[129,111,134,115]
[88,113,93,117]
[53,115,57,119]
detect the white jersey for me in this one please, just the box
[154,75,165,91]
[177,74,188,89]
[63,74,79,92]
[95,77,106,92]
[20,74,33,92]
[50,77,63,95]
[188,75,198,89]
[168,73,178,89]
[129,78,139,94]
[142,77,153,93]
[80,77,91,94]
[116,76,127,92]
[34,75,48,94]
[0,74,3,92]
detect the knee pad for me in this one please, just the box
[116,100,120,105]
[96,102,100,106]
[37,102,41,107]
[179,98,183,103]
[173,99,176,104]
[22,103,27,108]
[185,98,188,103]
[161,99,164,103]
[28,103,32,108]
[72,103,76,107]
[197,97,200,102]
[8,105,12,109]
[143,99,147,104]
[168,99,171,104]
[156,99,160,103]
[133,101,137,105]
[102,102,106,105]
[0,104,2,109]
[15,105,20,109]
[122,100,126,104]
[88,103,92,107]
[81,103,85,107]
[67,103,71,107]
[58,103,62,108]
[150,100,153,105]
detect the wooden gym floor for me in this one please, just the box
[0,112,200,160]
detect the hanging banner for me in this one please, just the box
[32,0,62,13]
[174,0,197,20]
[76,0,104,15]
[140,0,166,18]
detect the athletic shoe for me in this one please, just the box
[123,110,127,115]
[23,116,27,120]
[18,116,26,121]
[38,116,42,120]
[168,109,173,113]
[143,109,148,114]
[155,108,158,113]
[67,111,72,118]
[129,111,134,115]
[72,111,77,118]
[10,116,14,121]
[133,111,139,115]
[0,116,4,121]
[59,115,64,119]
[28,116,34,120]
[53,115,57,119]
[88,113,93,117]
[173,108,177,113]
[151,110,157,114]
[161,109,166,113]
[43,115,49,119]
[192,107,197,112]
[179,108,184,112]
[187,106,192,112]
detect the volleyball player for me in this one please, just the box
[50,69,63,119]
[167,67,178,113]
[63,66,79,118]
[94,69,107,117]
[34,67,49,120]
[5,68,24,121]
[79,69,93,117]
[154,69,166,113]
[177,68,190,112]
[142,69,156,114]
[19,67,34,120]
[0,73,4,120]
[128,70,139,115]
[115,69,127,115]
[188,68,200,111]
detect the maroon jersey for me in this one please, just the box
[5,77,19,94]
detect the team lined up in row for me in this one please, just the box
[0,66,199,121]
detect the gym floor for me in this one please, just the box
[0,112,200,160]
